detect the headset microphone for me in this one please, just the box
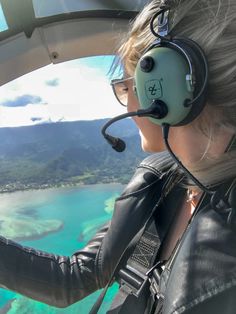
[101,101,168,152]
[102,107,217,195]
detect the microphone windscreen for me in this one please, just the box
[112,138,126,152]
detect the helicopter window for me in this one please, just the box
[0,3,8,32]
[32,0,148,18]
[0,55,124,127]
[0,54,141,195]
[0,53,144,313]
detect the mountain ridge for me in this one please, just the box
[0,119,148,192]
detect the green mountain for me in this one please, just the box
[0,119,147,192]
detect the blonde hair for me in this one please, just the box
[118,0,236,187]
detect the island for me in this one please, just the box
[0,215,63,241]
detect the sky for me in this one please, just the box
[0,55,126,128]
[0,3,7,32]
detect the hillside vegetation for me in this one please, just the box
[0,119,147,192]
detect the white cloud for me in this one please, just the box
[0,59,125,127]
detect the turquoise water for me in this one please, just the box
[0,184,124,314]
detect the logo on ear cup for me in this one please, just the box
[145,79,163,99]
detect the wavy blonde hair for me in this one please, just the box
[118,0,236,186]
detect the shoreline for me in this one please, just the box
[0,183,123,243]
[0,181,125,195]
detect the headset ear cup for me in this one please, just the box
[134,46,194,126]
[134,38,208,126]
[172,38,208,126]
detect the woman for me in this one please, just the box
[108,0,236,313]
[0,0,235,313]
[113,0,236,257]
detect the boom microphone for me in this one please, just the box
[101,101,221,195]
[101,100,168,152]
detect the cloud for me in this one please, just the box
[45,78,60,87]
[31,117,53,125]
[0,57,125,127]
[1,94,43,107]
[31,117,43,122]
[0,104,50,127]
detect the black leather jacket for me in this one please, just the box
[0,152,235,313]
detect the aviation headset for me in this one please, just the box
[133,6,209,126]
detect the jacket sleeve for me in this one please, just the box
[0,222,110,308]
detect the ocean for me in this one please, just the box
[0,184,124,314]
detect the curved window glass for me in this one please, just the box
[33,0,148,18]
[0,55,123,127]
[0,54,145,314]
[0,3,8,32]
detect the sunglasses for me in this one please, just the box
[110,77,134,107]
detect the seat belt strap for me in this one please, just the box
[107,283,150,314]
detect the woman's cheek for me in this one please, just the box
[127,89,165,152]
[136,118,166,152]
[127,89,139,112]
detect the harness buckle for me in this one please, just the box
[118,265,149,298]
[146,260,166,301]
[149,269,164,301]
